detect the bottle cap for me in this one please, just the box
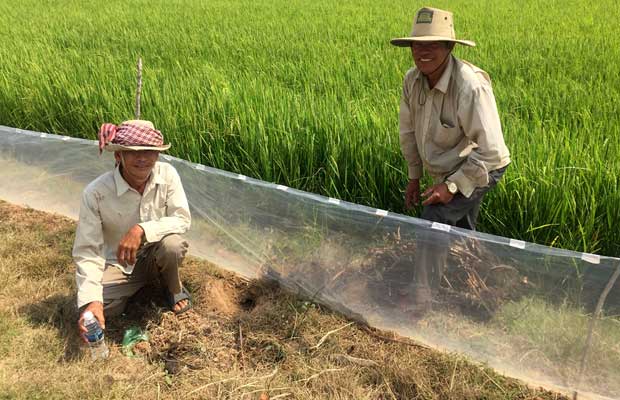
[83,311,94,320]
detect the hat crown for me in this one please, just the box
[121,119,155,129]
[114,121,164,148]
[411,7,456,40]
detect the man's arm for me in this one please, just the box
[73,189,107,340]
[451,82,510,198]
[73,190,106,310]
[399,73,423,209]
[138,166,191,243]
[399,76,423,182]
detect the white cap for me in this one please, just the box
[83,311,94,320]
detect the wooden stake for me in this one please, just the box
[135,57,142,119]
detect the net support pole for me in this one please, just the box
[135,57,142,120]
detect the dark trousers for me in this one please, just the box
[409,166,508,302]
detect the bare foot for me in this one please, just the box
[173,299,189,313]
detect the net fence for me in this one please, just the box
[1,125,619,399]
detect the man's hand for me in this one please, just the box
[421,183,454,206]
[117,224,144,266]
[405,179,420,210]
[78,301,105,343]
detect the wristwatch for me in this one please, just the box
[445,181,458,195]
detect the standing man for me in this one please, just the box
[391,7,510,312]
[74,120,192,340]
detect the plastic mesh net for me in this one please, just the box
[1,125,619,399]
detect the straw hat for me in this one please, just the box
[390,7,475,47]
[104,120,171,152]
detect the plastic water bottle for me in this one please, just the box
[83,311,110,360]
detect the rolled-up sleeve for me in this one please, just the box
[451,83,506,197]
[139,167,191,243]
[399,77,422,180]
[73,190,106,309]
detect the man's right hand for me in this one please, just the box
[405,178,420,210]
[117,224,144,266]
[77,301,105,343]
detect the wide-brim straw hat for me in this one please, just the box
[390,7,475,48]
[105,120,171,152]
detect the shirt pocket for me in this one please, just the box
[432,120,461,148]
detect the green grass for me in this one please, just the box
[495,297,620,379]
[0,0,618,256]
[419,297,620,398]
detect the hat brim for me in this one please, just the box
[105,143,171,152]
[390,36,476,47]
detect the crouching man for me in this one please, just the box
[74,120,192,341]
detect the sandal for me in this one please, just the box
[168,286,193,315]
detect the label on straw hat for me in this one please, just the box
[417,10,433,23]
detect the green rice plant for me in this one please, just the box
[0,0,618,256]
[493,297,620,396]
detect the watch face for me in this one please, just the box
[447,182,457,194]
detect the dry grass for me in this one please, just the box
[0,199,567,400]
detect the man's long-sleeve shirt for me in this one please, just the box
[73,161,191,309]
[398,55,511,197]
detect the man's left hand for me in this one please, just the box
[117,225,144,266]
[421,183,454,206]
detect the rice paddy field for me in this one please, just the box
[0,0,619,257]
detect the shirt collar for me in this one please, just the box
[113,161,164,197]
[413,55,454,94]
[433,55,454,94]
[114,166,132,197]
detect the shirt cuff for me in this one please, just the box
[448,169,477,198]
[77,289,103,310]
[138,221,158,243]
[408,165,423,180]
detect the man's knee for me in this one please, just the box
[156,234,189,267]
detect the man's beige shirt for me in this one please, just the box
[73,161,191,309]
[399,55,511,197]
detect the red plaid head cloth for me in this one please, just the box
[98,120,171,153]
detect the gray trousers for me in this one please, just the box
[102,234,188,317]
[409,166,508,301]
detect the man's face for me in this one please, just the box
[115,150,159,181]
[410,41,452,76]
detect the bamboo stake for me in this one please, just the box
[135,57,142,119]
